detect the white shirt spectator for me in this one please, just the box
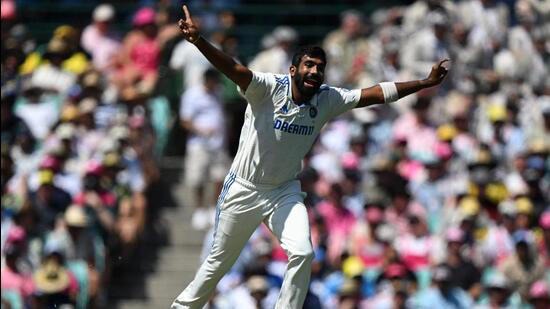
[170,40,213,90]
[81,25,121,74]
[180,85,225,151]
[30,64,76,95]
[14,98,59,140]
[249,46,291,74]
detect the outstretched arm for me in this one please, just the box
[356,59,449,108]
[178,5,252,91]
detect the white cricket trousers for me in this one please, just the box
[171,172,314,309]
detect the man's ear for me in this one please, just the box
[290,65,296,76]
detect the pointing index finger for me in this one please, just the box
[182,5,192,22]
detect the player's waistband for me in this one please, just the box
[232,173,296,191]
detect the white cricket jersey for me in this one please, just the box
[231,71,361,186]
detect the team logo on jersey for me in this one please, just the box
[309,106,318,118]
[280,102,289,114]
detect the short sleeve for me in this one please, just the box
[238,71,274,105]
[179,90,196,121]
[326,87,361,118]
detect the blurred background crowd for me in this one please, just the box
[1,0,549,308]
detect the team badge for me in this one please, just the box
[309,106,317,118]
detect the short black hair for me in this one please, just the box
[203,68,220,82]
[291,46,327,67]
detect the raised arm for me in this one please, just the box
[356,59,449,108]
[178,5,252,91]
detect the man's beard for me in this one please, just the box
[294,73,320,98]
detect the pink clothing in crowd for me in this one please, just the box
[129,38,160,76]
[317,201,356,263]
[394,234,434,271]
[1,267,35,298]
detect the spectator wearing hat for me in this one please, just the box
[29,169,71,233]
[474,270,512,309]
[113,7,160,102]
[322,10,369,87]
[408,264,473,308]
[362,262,415,309]
[442,227,483,301]
[180,69,228,230]
[81,4,121,75]
[401,10,451,80]
[29,38,76,95]
[13,78,61,141]
[249,25,298,75]
[499,238,545,299]
[394,215,437,273]
[32,252,78,308]
[43,204,102,307]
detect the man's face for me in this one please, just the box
[291,55,325,98]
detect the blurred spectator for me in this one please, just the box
[81,4,121,75]
[113,7,160,102]
[249,26,298,74]
[323,10,368,87]
[408,264,473,308]
[180,69,229,230]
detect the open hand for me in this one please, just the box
[425,59,449,86]
[178,5,201,44]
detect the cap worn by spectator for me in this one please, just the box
[110,126,129,141]
[78,98,97,115]
[499,200,517,217]
[483,271,509,291]
[39,156,61,171]
[93,4,115,23]
[339,279,359,297]
[44,38,69,58]
[55,123,76,140]
[446,227,464,243]
[53,25,78,43]
[247,275,269,294]
[432,265,451,283]
[272,26,298,43]
[529,281,550,301]
[64,204,88,228]
[375,223,397,243]
[33,259,70,294]
[437,124,458,142]
[515,197,533,215]
[85,160,103,176]
[342,256,364,278]
[133,7,155,27]
[103,152,122,169]
[60,104,79,122]
[487,104,507,123]
[38,170,55,186]
[458,196,480,218]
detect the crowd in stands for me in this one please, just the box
[1,0,549,308]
